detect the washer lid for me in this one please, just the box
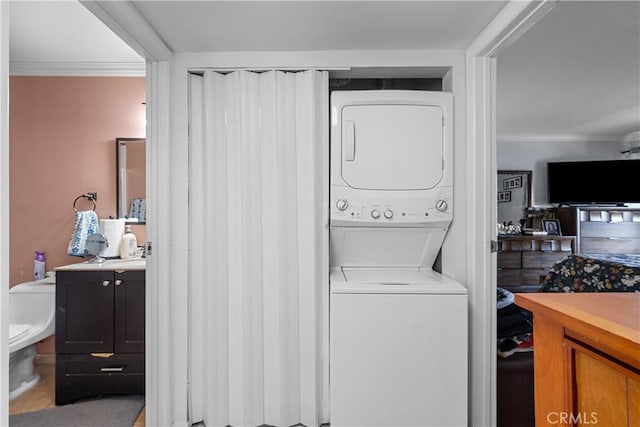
[331,267,467,294]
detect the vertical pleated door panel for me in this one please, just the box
[189,70,328,427]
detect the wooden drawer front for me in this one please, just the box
[497,252,521,269]
[498,269,547,287]
[55,353,144,405]
[522,252,569,269]
[580,222,640,238]
[58,353,144,375]
[580,237,640,254]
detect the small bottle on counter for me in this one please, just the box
[34,250,46,280]
[120,225,138,259]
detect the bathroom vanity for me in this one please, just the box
[54,259,145,405]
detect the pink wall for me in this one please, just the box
[9,76,146,353]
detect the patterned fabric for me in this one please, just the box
[581,253,640,267]
[128,198,146,222]
[540,254,640,293]
[67,210,99,257]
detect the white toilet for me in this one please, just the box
[9,276,56,400]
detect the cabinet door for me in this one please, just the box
[629,376,640,427]
[569,341,629,427]
[56,271,114,353]
[114,270,145,353]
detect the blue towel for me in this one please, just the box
[67,210,100,256]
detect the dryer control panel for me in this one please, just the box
[330,191,452,227]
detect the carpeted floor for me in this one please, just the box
[9,395,145,427]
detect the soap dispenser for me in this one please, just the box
[120,225,138,259]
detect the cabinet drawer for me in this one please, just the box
[522,252,570,269]
[580,237,640,254]
[57,353,144,375]
[498,269,547,287]
[497,252,521,269]
[55,353,144,405]
[580,222,640,238]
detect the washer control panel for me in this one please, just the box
[331,192,452,226]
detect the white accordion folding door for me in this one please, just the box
[189,69,329,427]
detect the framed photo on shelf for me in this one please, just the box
[542,219,562,235]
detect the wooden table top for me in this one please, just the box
[515,293,640,369]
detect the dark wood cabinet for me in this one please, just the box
[55,269,145,405]
[557,206,640,254]
[497,235,575,291]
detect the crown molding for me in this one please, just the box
[9,61,145,77]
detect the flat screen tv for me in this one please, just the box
[547,159,640,205]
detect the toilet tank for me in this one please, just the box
[9,278,55,328]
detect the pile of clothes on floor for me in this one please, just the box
[497,287,533,358]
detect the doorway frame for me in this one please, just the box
[0,1,558,426]
[1,2,10,422]
[465,1,556,424]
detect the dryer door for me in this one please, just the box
[340,104,443,190]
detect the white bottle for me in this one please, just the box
[120,225,138,259]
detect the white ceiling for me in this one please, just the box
[497,1,640,142]
[7,1,640,142]
[130,1,506,52]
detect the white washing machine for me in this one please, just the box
[329,90,468,427]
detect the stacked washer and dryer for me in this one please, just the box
[329,90,468,427]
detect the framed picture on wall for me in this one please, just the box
[542,219,562,235]
[498,191,511,203]
[503,176,523,190]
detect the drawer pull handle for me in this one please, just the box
[115,279,123,286]
[100,367,124,372]
[102,280,110,287]
[90,353,114,358]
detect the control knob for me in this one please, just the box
[384,209,393,219]
[435,200,448,212]
[336,199,349,211]
[371,209,381,219]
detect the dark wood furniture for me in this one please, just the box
[497,235,575,291]
[55,268,145,405]
[515,293,640,427]
[557,206,640,254]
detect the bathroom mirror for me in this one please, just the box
[116,138,146,224]
[497,170,532,228]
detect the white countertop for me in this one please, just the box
[55,258,146,271]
